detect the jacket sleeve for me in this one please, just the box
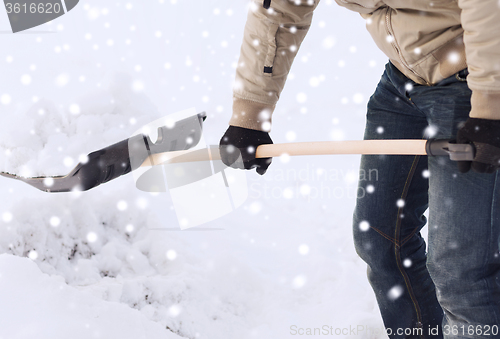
[229,0,320,131]
[458,0,500,120]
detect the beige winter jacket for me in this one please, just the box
[229,0,500,131]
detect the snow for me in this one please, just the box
[0,0,391,338]
[0,254,181,339]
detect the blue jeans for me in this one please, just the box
[353,62,500,338]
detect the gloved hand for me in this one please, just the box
[219,125,273,175]
[456,118,500,173]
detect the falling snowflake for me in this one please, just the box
[299,184,311,196]
[388,285,404,300]
[20,74,32,85]
[366,185,375,193]
[69,104,81,115]
[50,216,61,227]
[352,93,364,104]
[261,121,271,132]
[298,244,309,255]
[136,198,148,209]
[396,199,405,208]
[2,212,13,223]
[168,304,181,317]
[296,92,307,103]
[309,77,320,87]
[448,52,460,64]
[132,80,144,92]
[55,73,70,87]
[63,157,74,168]
[166,250,177,261]
[28,250,38,260]
[248,202,262,215]
[285,131,297,141]
[424,125,438,138]
[359,220,370,232]
[117,200,128,211]
[279,153,290,164]
[322,36,336,49]
[283,188,294,199]
[292,275,307,289]
[331,129,345,141]
[86,232,98,243]
[43,178,55,187]
[403,259,412,268]
[78,154,89,164]
[0,94,12,105]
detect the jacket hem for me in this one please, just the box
[469,90,500,120]
[229,97,275,131]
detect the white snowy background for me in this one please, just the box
[0,0,396,338]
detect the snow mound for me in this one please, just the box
[0,73,160,177]
[0,188,274,338]
[0,254,182,339]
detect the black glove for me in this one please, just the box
[456,118,500,173]
[219,126,273,175]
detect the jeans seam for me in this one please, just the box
[368,226,399,246]
[368,224,421,248]
[394,155,425,337]
[488,172,500,324]
[401,226,421,247]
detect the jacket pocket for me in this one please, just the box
[263,21,280,76]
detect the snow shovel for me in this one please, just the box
[146,138,474,165]
[0,112,208,192]
[0,113,474,193]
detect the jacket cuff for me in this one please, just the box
[228,97,275,132]
[470,90,500,120]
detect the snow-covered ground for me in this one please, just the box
[0,1,392,338]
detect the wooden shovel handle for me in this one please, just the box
[142,140,428,167]
[255,140,428,158]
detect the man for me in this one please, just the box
[220,1,500,337]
